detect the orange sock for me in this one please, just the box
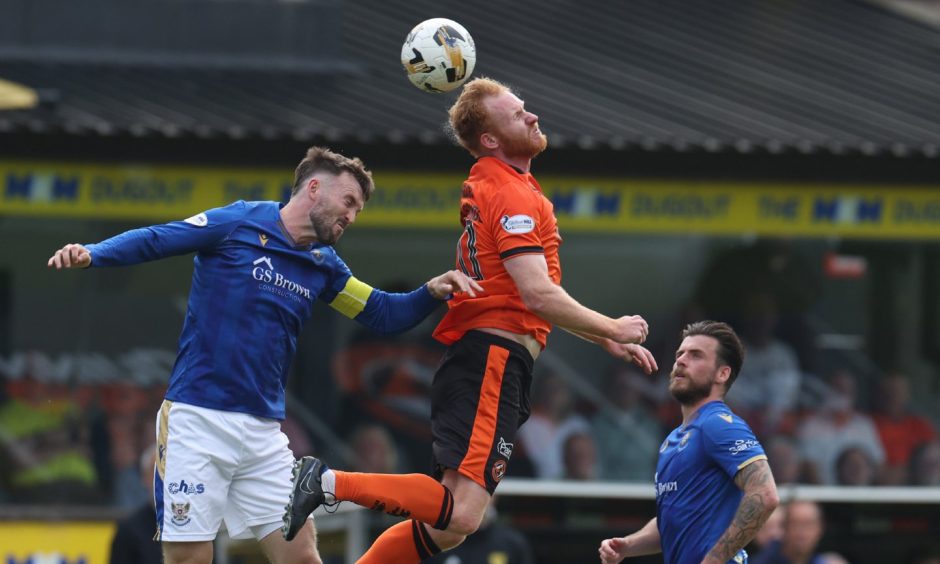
[334,471,454,529]
[357,520,441,564]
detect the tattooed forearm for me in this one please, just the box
[703,460,779,563]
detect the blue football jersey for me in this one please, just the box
[654,400,766,564]
[86,200,438,419]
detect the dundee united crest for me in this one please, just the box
[491,459,507,482]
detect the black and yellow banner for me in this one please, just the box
[2,161,940,238]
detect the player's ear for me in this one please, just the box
[481,132,498,150]
[306,177,320,198]
[716,366,731,386]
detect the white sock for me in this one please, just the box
[320,468,337,504]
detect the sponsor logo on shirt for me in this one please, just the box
[497,437,514,459]
[729,439,760,455]
[252,256,312,300]
[183,212,208,227]
[500,214,535,234]
[656,479,679,497]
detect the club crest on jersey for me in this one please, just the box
[500,214,535,234]
[310,249,326,265]
[678,430,693,451]
[183,213,208,227]
[171,502,191,526]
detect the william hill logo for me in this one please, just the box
[251,256,311,299]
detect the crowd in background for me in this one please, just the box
[2,241,940,512]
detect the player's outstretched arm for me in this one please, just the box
[702,459,779,564]
[598,518,661,563]
[561,328,658,374]
[425,269,483,299]
[504,254,648,344]
[47,243,92,270]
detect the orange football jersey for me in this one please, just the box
[433,157,561,348]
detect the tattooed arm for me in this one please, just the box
[701,459,779,564]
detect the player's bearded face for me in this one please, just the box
[309,206,340,244]
[308,194,347,245]
[668,364,715,405]
[494,123,548,160]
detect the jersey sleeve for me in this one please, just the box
[701,410,767,479]
[321,254,440,334]
[86,201,247,267]
[482,181,546,261]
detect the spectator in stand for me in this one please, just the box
[909,439,940,486]
[591,366,662,482]
[109,445,161,564]
[561,431,598,481]
[281,414,316,459]
[872,372,937,484]
[797,369,885,484]
[834,445,878,486]
[751,500,843,564]
[765,435,805,485]
[751,504,786,557]
[347,423,406,474]
[727,290,802,436]
[515,372,590,480]
[0,382,99,505]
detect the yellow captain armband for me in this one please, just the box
[328,276,374,319]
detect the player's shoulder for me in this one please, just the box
[469,158,531,192]
[239,200,281,217]
[698,402,748,429]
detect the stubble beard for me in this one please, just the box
[502,130,549,161]
[309,207,339,246]
[668,368,713,406]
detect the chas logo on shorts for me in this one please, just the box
[171,502,192,526]
[500,214,535,234]
[168,479,205,495]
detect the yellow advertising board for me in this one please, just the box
[2,160,939,238]
[0,520,115,564]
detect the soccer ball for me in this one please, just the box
[401,18,476,93]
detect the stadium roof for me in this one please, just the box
[2,0,940,158]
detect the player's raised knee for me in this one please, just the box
[445,510,485,537]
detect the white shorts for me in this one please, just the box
[154,400,301,542]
